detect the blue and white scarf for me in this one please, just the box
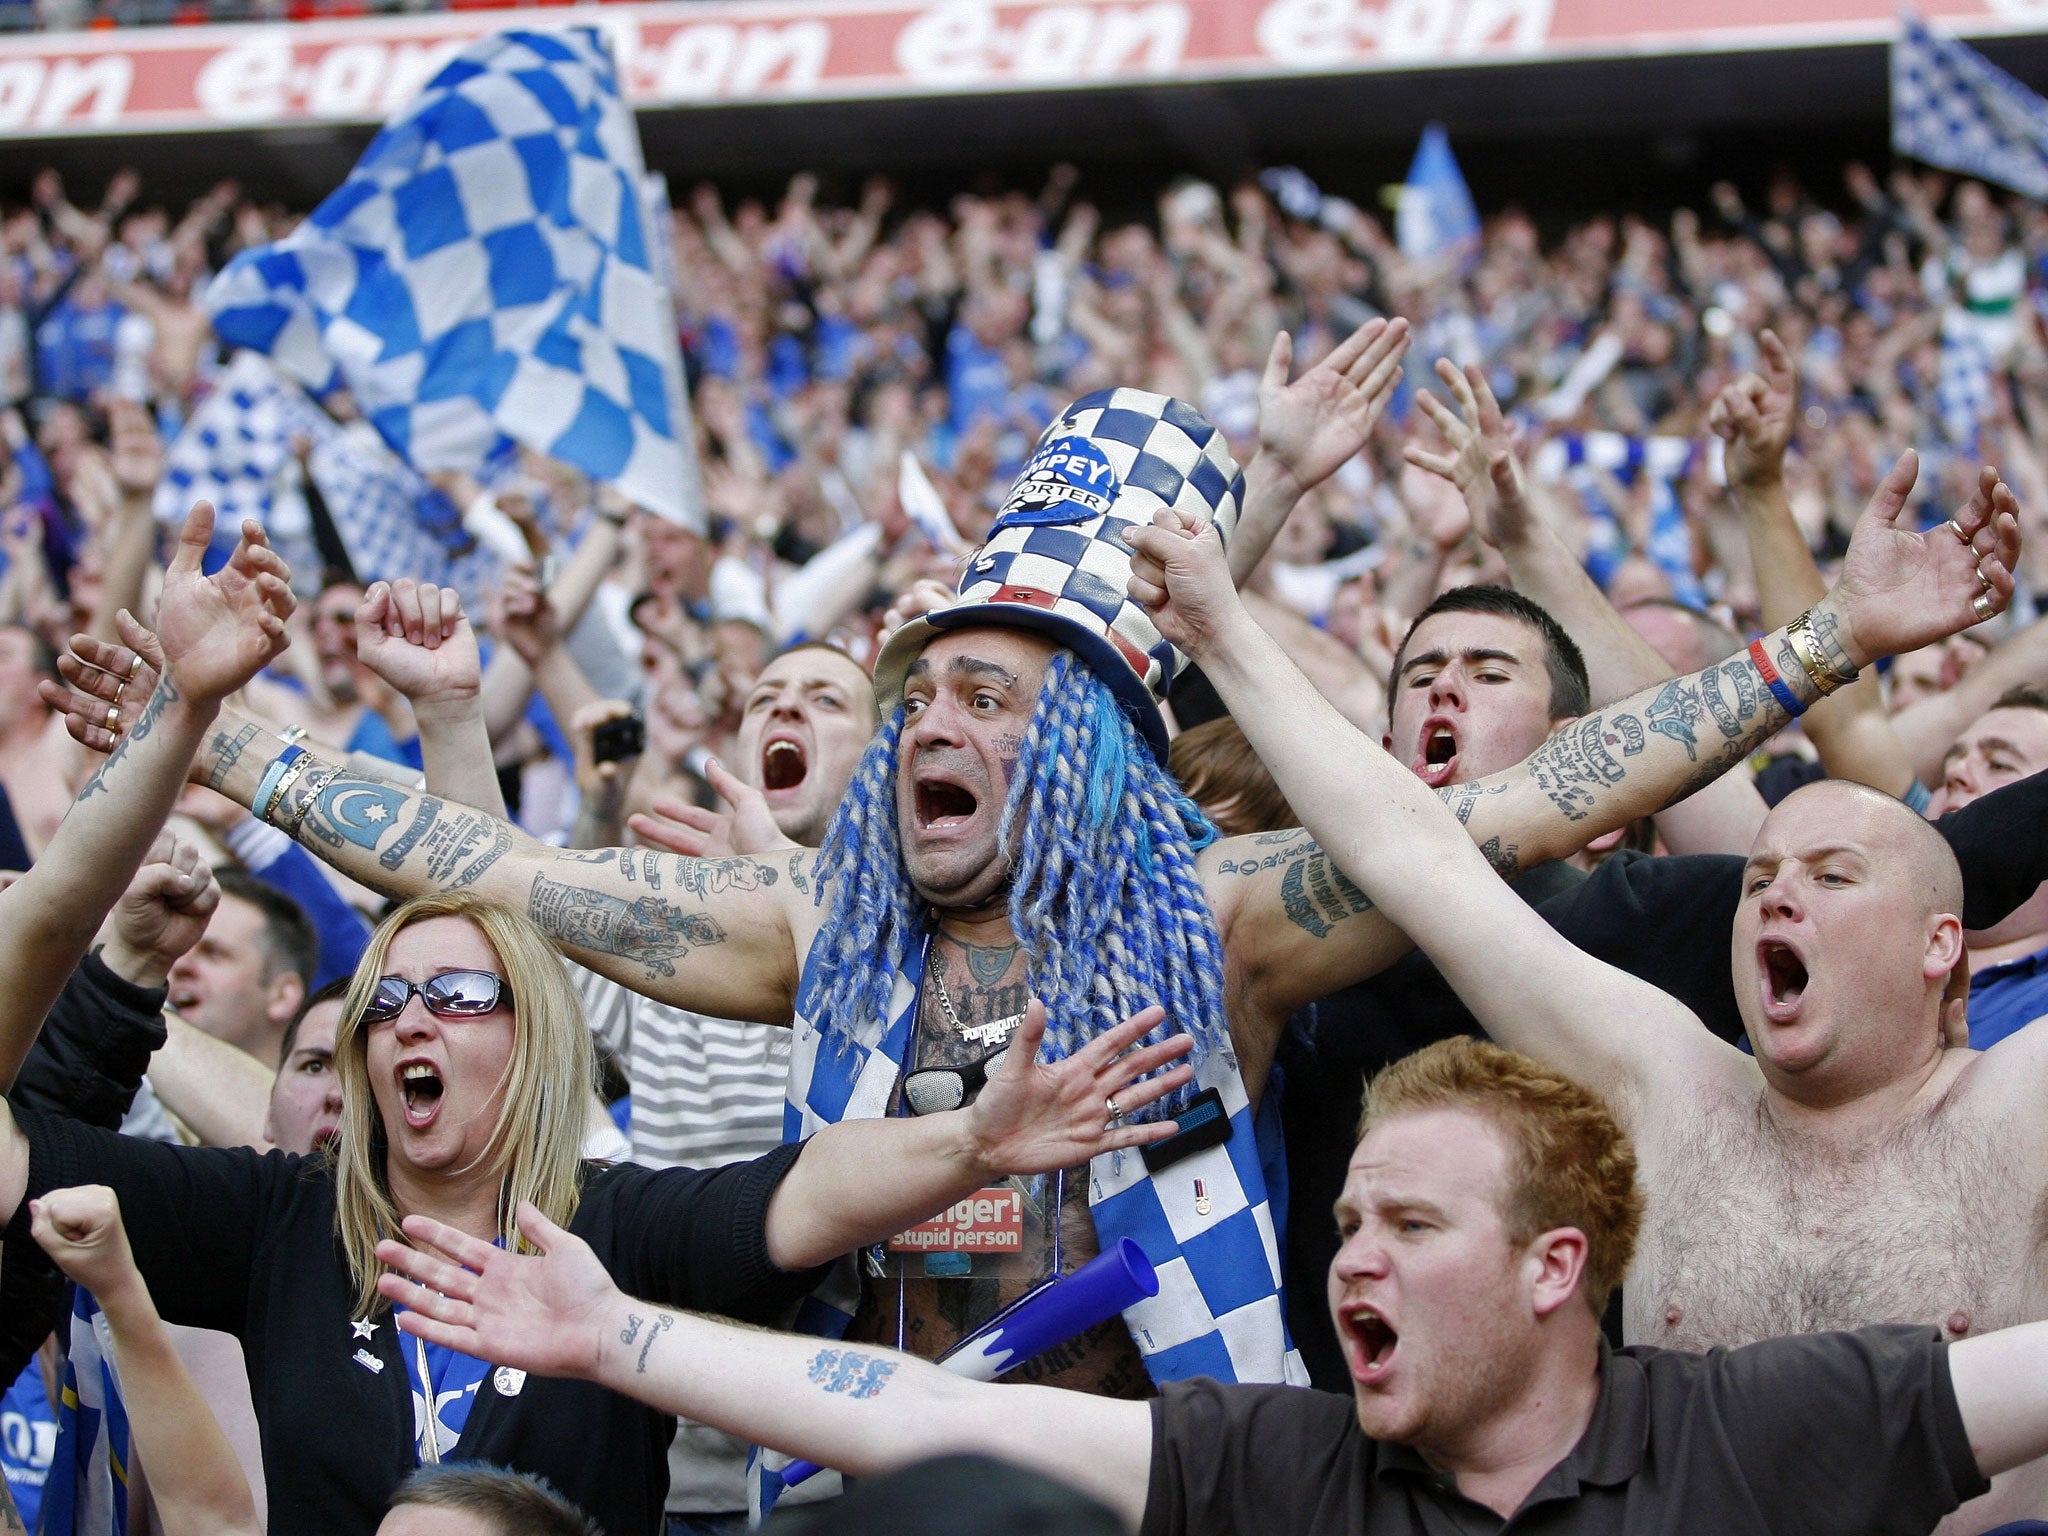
[781,928,1307,1384]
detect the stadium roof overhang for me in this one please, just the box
[1,0,2044,208]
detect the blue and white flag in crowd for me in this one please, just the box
[1397,123,1480,265]
[1893,9,2048,200]
[36,1289,129,1536]
[1937,310,1996,452]
[158,350,491,599]
[206,28,700,528]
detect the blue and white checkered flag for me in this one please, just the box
[1938,311,1996,453]
[1894,8,2048,200]
[206,28,700,528]
[159,350,495,601]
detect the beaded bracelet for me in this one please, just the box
[1748,638,1805,719]
[252,744,307,822]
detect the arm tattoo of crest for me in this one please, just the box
[205,722,260,792]
[77,674,179,801]
[805,1346,898,1399]
[527,873,728,978]
[1644,677,1703,762]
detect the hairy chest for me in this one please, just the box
[1630,1093,2048,1351]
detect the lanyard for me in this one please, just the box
[413,1334,444,1464]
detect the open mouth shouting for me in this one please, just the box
[762,735,808,794]
[1340,1304,1400,1385]
[1756,938,1811,1023]
[1412,718,1460,789]
[398,1060,445,1129]
[914,774,981,833]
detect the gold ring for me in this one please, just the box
[105,705,119,731]
[1973,592,1997,623]
[1947,519,1973,545]
[127,654,142,679]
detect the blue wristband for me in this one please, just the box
[1749,639,1805,719]
[253,744,307,821]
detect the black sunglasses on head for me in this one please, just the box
[361,970,510,1025]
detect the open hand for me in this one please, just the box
[355,578,479,711]
[156,502,294,706]
[31,1185,144,1303]
[627,761,794,859]
[1126,509,1242,657]
[1822,455,2021,668]
[962,1000,1193,1179]
[377,1202,619,1382]
[1257,317,1409,497]
[1405,359,1538,550]
[1707,329,1796,490]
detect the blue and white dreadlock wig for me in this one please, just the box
[806,650,1225,1106]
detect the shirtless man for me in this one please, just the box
[54,398,2010,1409]
[1126,470,2044,1532]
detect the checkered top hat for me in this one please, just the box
[874,389,1244,758]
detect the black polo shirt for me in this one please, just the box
[1141,1326,1988,1536]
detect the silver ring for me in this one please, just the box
[127,654,142,679]
[1973,592,1997,623]
[1106,1096,1123,1127]
[1947,518,1973,545]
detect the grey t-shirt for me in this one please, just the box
[1143,1325,1988,1536]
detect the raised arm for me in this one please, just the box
[1707,330,1921,799]
[50,649,809,1024]
[0,504,292,1089]
[31,1186,261,1536]
[1133,464,2020,1104]
[1406,358,1766,854]
[1227,317,1409,584]
[353,577,506,816]
[378,1205,1152,1531]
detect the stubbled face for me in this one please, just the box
[265,998,342,1155]
[1733,789,1948,1094]
[1927,706,2048,817]
[1386,612,1568,789]
[896,628,1055,911]
[736,647,877,847]
[1329,1109,1543,1451]
[364,917,517,1183]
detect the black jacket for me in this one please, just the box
[0,951,167,1383]
[3,1106,825,1536]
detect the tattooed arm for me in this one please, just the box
[0,507,292,1089]
[379,1207,1154,1530]
[1144,458,2019,1105]
[186,713,807,1020]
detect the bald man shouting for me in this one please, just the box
[1130,477,2048,1534]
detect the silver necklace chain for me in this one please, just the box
[930,957,1024,1046]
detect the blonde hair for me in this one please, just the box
[332,892,594,1318]
[1360,1038,1643,1316]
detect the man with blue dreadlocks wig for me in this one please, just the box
[104,314,2010,1505]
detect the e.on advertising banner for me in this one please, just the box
[0,0,2037,136]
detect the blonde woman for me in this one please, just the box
[0,889,1191,1536]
